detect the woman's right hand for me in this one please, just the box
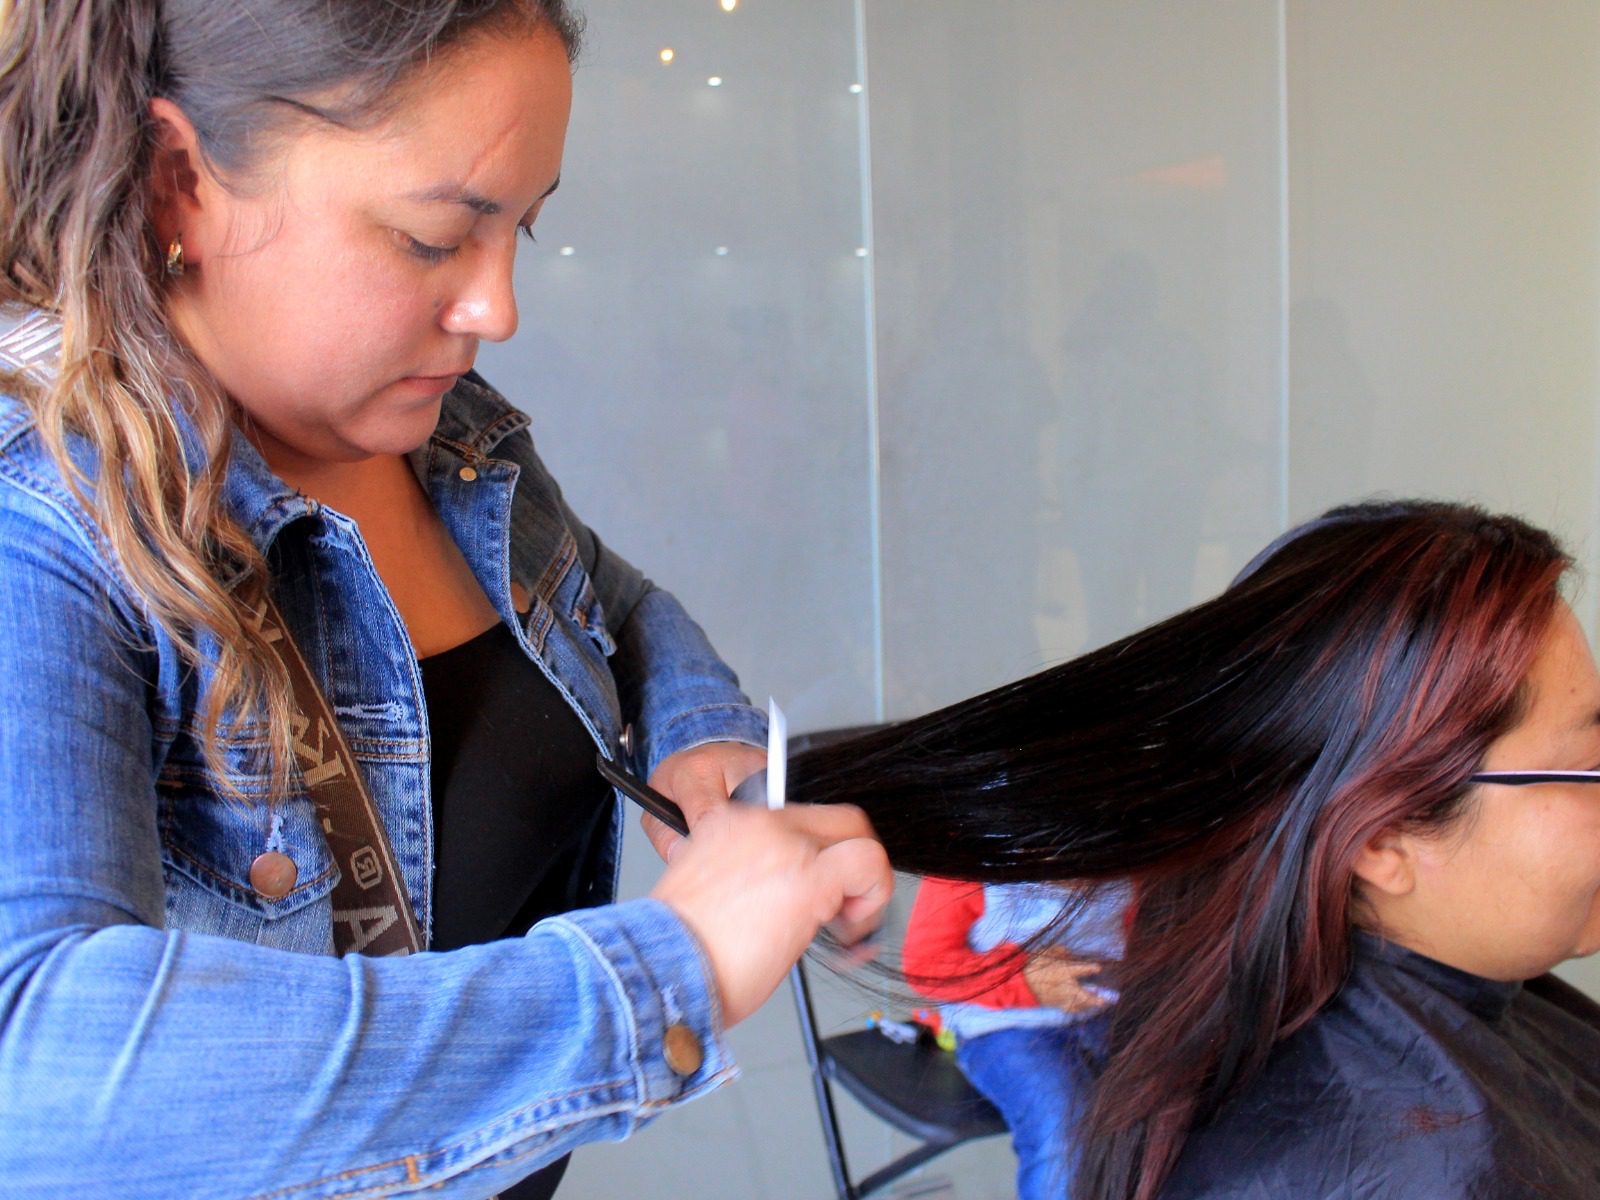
[1023,949,1113,1014]
[649,802,891,1027]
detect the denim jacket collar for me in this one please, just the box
[425,371,533,459]
[0,305,529,541]
[223,369,532,565]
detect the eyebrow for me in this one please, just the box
[403,175,562,217]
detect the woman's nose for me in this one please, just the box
[440,243,520,343]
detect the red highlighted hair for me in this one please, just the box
[792,500,1570,1198]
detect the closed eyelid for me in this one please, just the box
[406,175,559,223]
[403,234,459,264]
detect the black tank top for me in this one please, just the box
[420,620,612,1200]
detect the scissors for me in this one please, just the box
[595,699,787,838]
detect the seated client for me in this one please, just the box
[793,499,1600,1200]
[902,877,1129,1200]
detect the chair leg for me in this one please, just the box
[854,1138,962,1199]
[790,963,859,1200]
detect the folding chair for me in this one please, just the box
[790,958,1007,1200]
[784,723,1008,1197]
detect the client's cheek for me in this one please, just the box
[1572,887,1600,957]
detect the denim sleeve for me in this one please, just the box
[563,503,767,778]
[0,489,734,1198]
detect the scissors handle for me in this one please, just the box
[595,753,690,836]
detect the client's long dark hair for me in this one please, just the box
[789,499,1570,1200]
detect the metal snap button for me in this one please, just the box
[619,723,635,756]
[663,1023,704,1077]
[458,466,479,482]
[249,851,298,899]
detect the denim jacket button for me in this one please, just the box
[458,465,479,482]
[663,1023,704,1076]
[619,723,635,757]
[249,852,298,899]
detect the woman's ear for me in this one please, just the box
[1351,827,1417,897]
[146,97,205,246]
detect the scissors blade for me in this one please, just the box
[766,698,787,810]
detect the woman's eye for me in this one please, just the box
[402,234,461,264]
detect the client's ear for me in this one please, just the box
[1351,828,1417,897]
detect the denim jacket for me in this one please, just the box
[0,308,767,1197]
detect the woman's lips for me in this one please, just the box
[393,372,462,398]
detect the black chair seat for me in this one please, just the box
[822,1028,1007,1145]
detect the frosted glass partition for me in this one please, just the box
[476,10,887,1192]
[865,1,1287,716]
[1284,1,1600,1000]
[1286,1,1600,572]
[469,6,1600,1194]
[477,0,876,734]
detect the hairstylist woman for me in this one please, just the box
[796,501,1600,1199]
[0,4,890,1197]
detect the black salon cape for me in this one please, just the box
[1161,933,1600,1199]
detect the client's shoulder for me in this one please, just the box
[1159,981,1497,1200]
[1164,1066,1478,1199]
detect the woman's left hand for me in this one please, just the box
[644,741,767,861]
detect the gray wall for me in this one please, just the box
[476,3,1600,1195]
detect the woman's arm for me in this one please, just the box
[0,485,732,1198]
[604,566,768,850]
[573,512,767,779]
[552,483,768,851]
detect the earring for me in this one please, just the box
[165,234,186,277]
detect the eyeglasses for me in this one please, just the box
[1469,770,1600,786]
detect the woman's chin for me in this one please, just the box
[358,398,448,458]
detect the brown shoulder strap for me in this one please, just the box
[240,579,423,957]
[0,316,423,957]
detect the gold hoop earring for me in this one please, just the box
[165,235,186,277]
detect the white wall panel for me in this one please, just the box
[1286,2,1600,550]
[477,0,878,736]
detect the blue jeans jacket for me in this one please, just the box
[0,314,767,1197]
